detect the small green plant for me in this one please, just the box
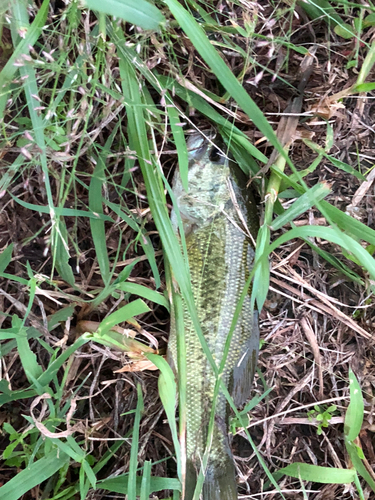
[307,404,338,435]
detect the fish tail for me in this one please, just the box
[185,454,238,500]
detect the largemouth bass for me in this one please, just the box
[168,132,260,500]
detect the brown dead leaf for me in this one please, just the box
[308,98,346,120]
[114,358,160,372]
[76,320,137,338]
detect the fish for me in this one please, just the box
[168,131,260,500]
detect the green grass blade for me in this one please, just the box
[0,449,69,500]
[167,104,189,190]
[303,239,364,285]
[0,154,24,194]
[98,474,181,494]
[115,282,169,311]
[346,440,375,492]
[97,299,150,336]
[140,460,152,500]
[37,335,90,387]
[271,182,331,231]
[85,0,165,30]
[53,219,75,286]
[14,317,43,383]
[269,226,375,279]
[147,353,181,481]
[10,194,113,221]
[345,369,364,442]
[128,384,144,500]
[0,243,13,274]
[89,154,110,285]
[252,225,271,311]
[321,200,375,246]
[279,463,355,484]
[357,40,375,86]
[269,168,375,247]
[158,75,266,166]
[47,306,76,332]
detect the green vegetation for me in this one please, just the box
[307,404,338,435]
[1,0,375,498]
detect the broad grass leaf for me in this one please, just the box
[357,40,375,86]
[85,0,165,30]
[0,449,69,500]
[304,239,363,285]
[269,226,375,280]
[88,329,154,354]
[113,260,140,286]
[97,300,150,336]
[116,282,169,311]
[37,335,90,387]
[280,463,355,484]
[271,172,375,247]
[0,388,38,405]
[334,23,355,39]
[147,353,180,466]
[326,155,365,181]
[345,440,375,492]
[252,225,270,311]
[298,0,347,27]
[167,105,189,190]
[82,460,97,489]
[0,327,41,358]
[344,369,364,442]
[128,384,144,500]
[53,219,75,286]
[47,306,75,331]
[271,182,331,231]
[0,243,13,274]
[10,194,113,221]
[51,437,84,462]
[140,461,152,500]
[89,155,110,285]
[355,82,375,92]
[321,200,375,246]
[228,131,268,163]
[14,316,43,382]
[98,474,181,494]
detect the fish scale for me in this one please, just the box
[168,132,259,500]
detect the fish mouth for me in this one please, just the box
[187,130,227,165]
[187,129,215,154]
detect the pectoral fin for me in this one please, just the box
[231,311,259,408]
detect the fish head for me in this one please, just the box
[172,132,232,233]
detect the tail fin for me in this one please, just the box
[185,455,238,500]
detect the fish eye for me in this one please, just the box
[209,146,222,163]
